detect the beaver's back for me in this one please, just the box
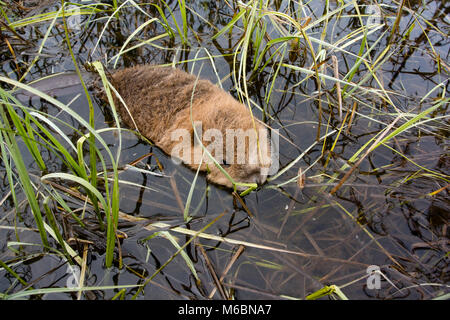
[110,65,216,142]
[107,65,273,189]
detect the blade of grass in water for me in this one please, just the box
[156,0,188,45]
[0,75,121,268]
[159,231,199,281]
[178,0,188,44]
[183,152,203,222]
[211,8,246,40]
[18,6,62,83]
[0,125,18,217]
[0,258,29,288]
[306,285,348,300]
[42,196,73,263]
[90,61,123,268]
[0,97,48,247]
[149,3,175,39]
[61,0,100,220]
[0,90,105,229]
[41,173,109,216]
[3,99,46,171]
[91,0,153,56]
[112,17,159,68]
[132,211,226,299]
[4,284,140,300]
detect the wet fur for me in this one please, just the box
[107,65,270,189]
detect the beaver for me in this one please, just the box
[105,65,272,189]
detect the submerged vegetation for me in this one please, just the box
[0,0,448,299]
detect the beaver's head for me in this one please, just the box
[162,94,274,190]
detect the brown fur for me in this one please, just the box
[107,65,271,189]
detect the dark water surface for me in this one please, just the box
[0,0,448,299]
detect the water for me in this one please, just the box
[0,0,448,299]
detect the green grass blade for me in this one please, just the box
[42,196,73,263]
[212,8,246,40]
[160,231,199,281]
[0,106,48,247]
[0,258,29,287]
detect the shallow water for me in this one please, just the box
[0,0,448,299]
